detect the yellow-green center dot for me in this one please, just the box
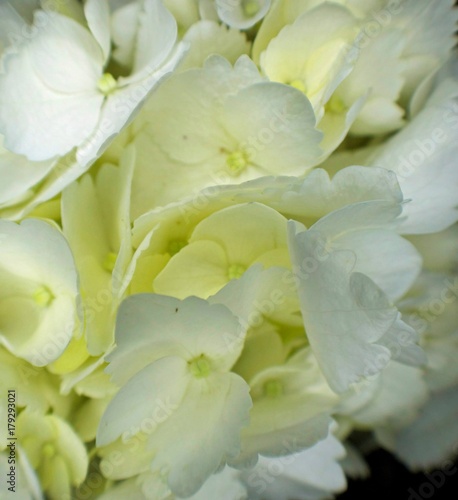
[263,379,283,398]
[226,150,250,175]
[227,264,246,280]
[42,443,56,459]
[103,252,118,273]
[289,79,307,94]
[167,240,188,256]
[189,355,212,378]
[33,286,54,307]
[242,0,260,16]
[97,73,117,95]
[325,94,346,114]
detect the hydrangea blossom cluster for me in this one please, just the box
[0,0,457,498]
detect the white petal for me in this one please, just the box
[138,54,262,160]
[351,362,428,427]
[222,166,403,222]
[153,240,229,299]
[371,96,458,234]
[50,414,89,485]
[0,3,28,53]
[222,82,323,173]
[191,203,288,264]
[0,11,104,161]
[318,95,365,159]
[149,373,252,497]
[0,219,77,292]
[288,218,402,393]
[84,0,111,62]
[180,20,250,72]
[238,350,337,463]
[107,294,243,385]
[97,356,189,446]
[29,10,103,92]
[278,432,346,491]
[215,0,271,30]
[131,0,178,78]
[0,139,54,206]
[339,443,369,480]
[377,386,458,470]
[110,1,141,68]
[307,200,421,300]
[186,467,247,500]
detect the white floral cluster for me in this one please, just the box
[0,0,457,499]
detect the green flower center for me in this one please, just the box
[226,150,250,175]
[42,443,56,459]
[33,286,54,307]
[325,94,346,114]
[167,240,188,256]
[227,264,246,280]
[97,73,117,95]
[189,355,212,378]
[263,379,283,398]
[242,0,260,16]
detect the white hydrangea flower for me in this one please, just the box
[317,63,458,235]
[254,0,458,135]
[131,54,323,211]
[61,146,135,356]
[126,165,424,400]
[0,219,79,366]
[17,411,88,500]
[259,2,364,149]
[97,295,252,497]
[0,0,184,164]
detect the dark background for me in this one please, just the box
[337,449,458,500]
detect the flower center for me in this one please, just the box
[263,379,283,398]
[97,73,117,95]
[242,0,260,16]
[103,252,118,273]
[226,150,250,175]
[325,94,346,114]
[289,79,307,93]
[189,355,212,378]
[33,286,54,307]
[42,443,56,459]
[167,240,188,256]
[227,264,246,280]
